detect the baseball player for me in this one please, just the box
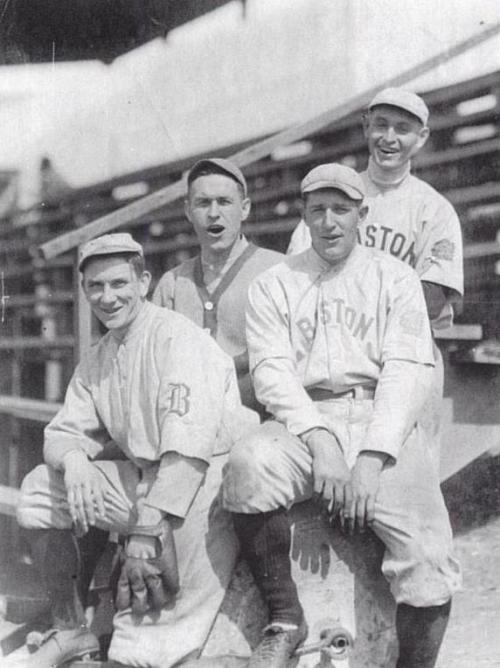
[288,88,463,468]
[223,164,461,668]
[153,157,283,412]
[8,233,257,668]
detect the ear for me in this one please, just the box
[362,112,370,139]
[358,204,369,222]
[240,196,251,222]
[139,271,152,298]
[184,198,192,225]
[416,125,430,150]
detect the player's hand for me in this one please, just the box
[306,429,350,519]
[343,451,386,534]
[63,450,105,533]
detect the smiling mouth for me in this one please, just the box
[378,146,399,155]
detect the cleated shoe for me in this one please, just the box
[2,626,100,667]
[248,619,308,668]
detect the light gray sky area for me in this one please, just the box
[0,0,499,207]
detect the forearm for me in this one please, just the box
[362,359,433,460]
[253,358,332,436]
[135,452,208,526]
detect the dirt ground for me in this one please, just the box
[1,452,499,666]
[437,451,500,667]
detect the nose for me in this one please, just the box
[324,208,338,229]
[100,283,116,304]
[208,200,220,218]
[383,125,397,142]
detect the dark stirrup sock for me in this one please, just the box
[29,528,87,629]
[233,508,303,626]
[396,600,452,668]
[78,526,109,608]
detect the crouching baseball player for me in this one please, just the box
[8,233,257,668]
[223,164,461,668]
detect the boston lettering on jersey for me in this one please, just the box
[358,224,416,266]
[296,298,375,351]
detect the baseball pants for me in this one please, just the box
[223,396,461,608]
[17,454,238,668]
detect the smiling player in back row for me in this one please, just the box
[288,87,464,467]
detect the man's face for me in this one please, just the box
[304,188,367,265]
[82,256,151,336]
[364,105,429,171]
[185,173,250,255]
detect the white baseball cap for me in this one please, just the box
[78,233,143,271]
[368,88,429,125]
[301,163,365,201]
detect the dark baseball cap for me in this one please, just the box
[187,157,247,197]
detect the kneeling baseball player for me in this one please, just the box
[7,233,256,667]
[223,163,461,668]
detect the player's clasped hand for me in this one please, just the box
[341,452,387,534]
[307,429,351,520]
[63,450,106,533]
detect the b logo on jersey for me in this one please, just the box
[166,383,191,416]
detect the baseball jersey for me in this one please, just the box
[247,245,434,460]
[44,301,256,516]
[152,239,283,360]
[287,162,463,328]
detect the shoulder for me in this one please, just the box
[156,256,198,286]
[241,245,284,275]
[358,245,420,284]
[408,175,457,214]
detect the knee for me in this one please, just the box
[227,430,273,479]
[16,464,53,529]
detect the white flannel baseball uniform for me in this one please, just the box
[223,246,461,607]
[17,302,258,668]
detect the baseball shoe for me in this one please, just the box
[2,626,100,666]
[248,619,308,668]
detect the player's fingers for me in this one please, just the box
[356,496,367,533]
[146,575,168,610]
[82,483,96,526]
[66,487,78,525]
[129,568,148,616]
[341,483,353,531]
[73,486,88,532]
[94,486,106,520]
[115,568,131,611]
[366,494,376,527]
[313,475,325,499]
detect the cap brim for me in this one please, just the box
[302,180,364,200]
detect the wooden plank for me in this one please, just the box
[38,21,500,261]
[0,396,61,422]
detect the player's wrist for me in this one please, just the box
[357,450,388,470]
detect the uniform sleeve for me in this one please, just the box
[155,322,255,464]
[152,270,176,308]
[287,219,311,256]
[382,271,435,366]
[43,359,109,470]
[362,358,433,460]
[140,453,208,521]
[247,275,335,439]
[414,196,463,298]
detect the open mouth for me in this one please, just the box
[207,224,225,235]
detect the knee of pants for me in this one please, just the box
[223,430,280,511]
[382,531,461,607]
[16,464,61,529]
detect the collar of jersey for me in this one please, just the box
[306,244,364,276]
[367,156,411,189]
[109,299,151,345]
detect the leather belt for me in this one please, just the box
[307,386,376,401]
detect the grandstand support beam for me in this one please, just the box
[74,250,93,359]
[38,20,500,261]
